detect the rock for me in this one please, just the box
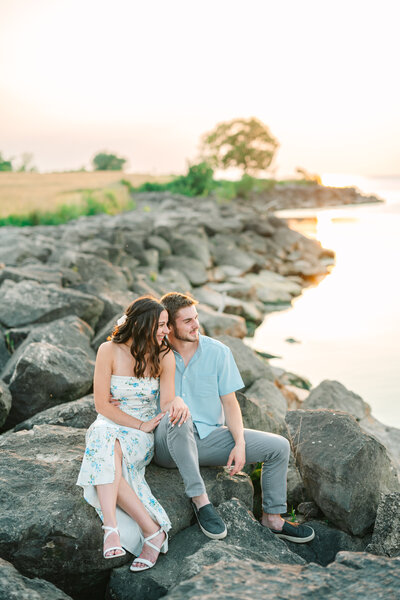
[0,264,63,286]
[303,380,370,421]
[297,501,322,519]
[145,235,172,259]
[161,256,208,286]
[193,286,263,323]
[91,314,122,352]
[0,280,104,329]
[14,394,97,432]
[245,270,302,304]
[5,342,95,427]
[216,335,274,387]
[209,277,257,300]
[169,232,212,268]
[0,329,10,371]
[108,498,304,600]
[0,380,12,428]
[0,425,253,597]
[287,455,308,508]
[359,415,400,478]
[284,519,368,566]
[0,231,54,265]
[163,552,400,600]
[2,316,95,384]
[157,268,192,294]
[211,234,258,273]
[0,558,73,600]
[367,493,400,557]
[286,410,399,536]
[241,378,287,433]
[197,304,247,339]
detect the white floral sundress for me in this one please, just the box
[76,375,171,556]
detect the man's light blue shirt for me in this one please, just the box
[172,334,244,439]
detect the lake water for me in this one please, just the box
[249,175,400,428]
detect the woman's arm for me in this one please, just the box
[159,350,189,426]
[94,342,149,430]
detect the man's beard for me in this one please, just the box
[171,325,199,342]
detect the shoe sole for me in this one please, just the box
[274,530,315,543]
[197,520,227,539]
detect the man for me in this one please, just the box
[153,292,314,543]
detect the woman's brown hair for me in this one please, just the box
[111,296,170,378]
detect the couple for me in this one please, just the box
[77,292,315,572]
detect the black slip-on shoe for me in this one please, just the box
[192,502,227,539]
[270,521,315,543]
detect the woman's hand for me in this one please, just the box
[168,396,190,427]
[140,412,165,433]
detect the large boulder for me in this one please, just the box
[240,378,287,434]
[0,264,63,286]
[161,256,208,286]
[5,343,95,427]
[169,232,212,268]
[216,335,274,387]
[0,280,104,329]
[197,304,247,339]
[2,315,95,384]
[14,394,97,432]
[0,380,12,428]
[286,410,399,536]
[245,270,302,304]
[367,493,400,557]
[0,425,253,597]
[164,552,400,600]
[211,234,258,273]
[0,558,73,600]
[303,380,370,421]
[108,498,304,600]
[359,416,400,479]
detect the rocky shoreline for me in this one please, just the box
[0,185,398,599]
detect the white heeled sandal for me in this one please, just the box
[130,528,168,572]
[102,525,126,559]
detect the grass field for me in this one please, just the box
[0,171,172,218]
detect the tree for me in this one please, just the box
[92,152,127,171]
[201,117,279,175]
[0,152,13,172]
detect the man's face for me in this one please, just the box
[171,305,199,342]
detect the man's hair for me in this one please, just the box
[160,292,198,326]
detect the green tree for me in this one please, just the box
[0,152,13,172]
[92,152,127,171]
[202,117,278,175]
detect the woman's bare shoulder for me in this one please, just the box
[160,348,175,370]
[97,340,115,357]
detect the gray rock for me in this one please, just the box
[208,277,257,300]
[245,269,302,304]
[360,416,400,478]
[145,235,172,259]
[164,552,400,600]
[0,425,252,597]
[367,493,400,557]
[286,410,399,536]
[0,280,104,329]
[0,558,73,600]
[193,286,263,323]
[91,314,122,352]
[0,380,12,428]
[14,394,96,432]
[197,304,247,339]
[211,234,258,273]
[157,268,192,294]
[286,454,308,508]
[108,498,304,600]
[0,264,63,286]
[0,329,10,371]
[162,256,208,286]
[2,316,95,384]
[216,335,274,387]
[59,251,129,290]
[169,232,211,268]
[6,342,95,427]
[242,378,287,433]
[304,380,370,421]
[0,231,54,265]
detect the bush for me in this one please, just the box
[135,162,214,197]
[92,152,127,171]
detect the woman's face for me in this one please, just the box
[156,309,170,345]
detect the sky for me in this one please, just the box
[1,0,399,176]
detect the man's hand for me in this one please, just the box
[226,441,246,475]
[109,394,120,406]
[169,396,190,427]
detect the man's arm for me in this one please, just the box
[220,392,246,475]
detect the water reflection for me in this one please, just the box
[250,190,400,427]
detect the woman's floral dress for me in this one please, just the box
[76,375,171,556]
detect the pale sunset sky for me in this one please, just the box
[1,0,399,176]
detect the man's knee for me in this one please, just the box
[275,435,291,462]
[167,415,194,438]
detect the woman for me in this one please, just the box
[77,296,182,572]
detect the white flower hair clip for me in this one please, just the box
[117,314,127,326]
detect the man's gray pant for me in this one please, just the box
[154,415,290,514]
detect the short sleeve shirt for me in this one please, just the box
[172,334,244,439]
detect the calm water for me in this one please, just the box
[249,175,400,428]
